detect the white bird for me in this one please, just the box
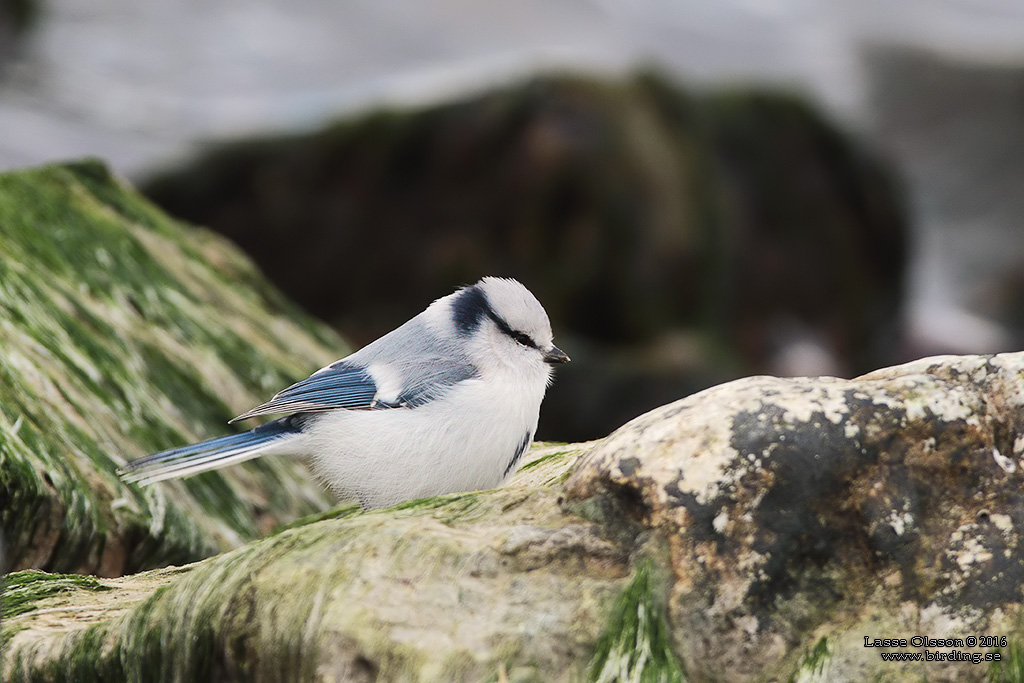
[121,277,569,509]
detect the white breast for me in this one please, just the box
[303,365,547,508]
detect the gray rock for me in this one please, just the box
[567,352,1024,682]
[7,352,1024,680]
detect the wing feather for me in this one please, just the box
[231,315,479,423]
[230,363,378,422]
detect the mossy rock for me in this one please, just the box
[9,354,1024,681]
[1,444,668,681]
[0,160,339,577]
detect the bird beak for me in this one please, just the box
[543,346,570,364]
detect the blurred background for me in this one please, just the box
[1,0,1022,442]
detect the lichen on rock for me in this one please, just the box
[9,353,1024,680]
[566,352,1024,682]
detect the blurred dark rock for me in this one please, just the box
[142,72,908,442]
[0,0,37,64]
[989,266,1024,347]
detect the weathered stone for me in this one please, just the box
[0,161,338,577]
[7,353,1024,681]
[566,352,1024,682]
[2,445,682,682]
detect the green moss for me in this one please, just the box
[518,450,570,472]
[0,161,340,576]
[990,641,1024,682]
[4,523,347,680]
[388,492,480,512]
[588,560,686,683]
[1,570,111,620]
[270,502,365,535]
[788,637,831,683]
[4,478,630,680]
[380,492,489,526]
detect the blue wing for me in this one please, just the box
[230,362,379,422]
[231,316,480,423]
[121,417,302,485]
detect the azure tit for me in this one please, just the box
[121,277,569,508]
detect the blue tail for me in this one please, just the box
[120,418,302,486]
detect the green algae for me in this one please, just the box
[588,560,686,683]
[2,570,111,620]
[990,641,1024,682]
[388,492,481,513]
[0,160,340,576]
[4,478,626,681]
[788,637,832,683]
[0,570,113,655]
[517,449,570,472]
[269,501,364,535]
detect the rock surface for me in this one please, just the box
[2,445,646,682]
[7,352,1024,681]
[0,161,339,577]
[567,352,1024,682]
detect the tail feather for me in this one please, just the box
[120,418,301,486]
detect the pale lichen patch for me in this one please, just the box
[888,509,913,537]
[919,601,986,637]
[712,510,729,534]
[990,514,1014,534]
[776,380,850,425]
[945,522,995,582]
[993,448,1016,473]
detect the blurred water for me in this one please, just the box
[3,0,1024,354]
[0,1,633,172]
[0,0,901,173]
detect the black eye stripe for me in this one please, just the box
[487,310,538,349]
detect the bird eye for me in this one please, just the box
[511,331,535,348]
